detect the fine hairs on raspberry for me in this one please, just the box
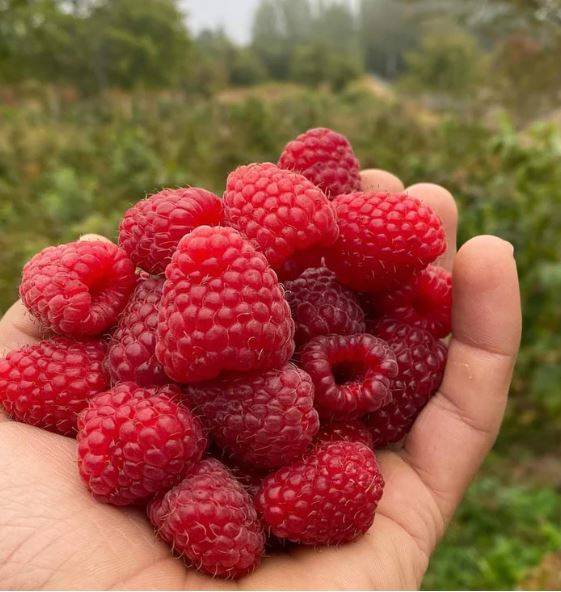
[5,125,452,580]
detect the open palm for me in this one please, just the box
[0,171,521,590]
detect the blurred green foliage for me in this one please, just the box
[424,466,561,590]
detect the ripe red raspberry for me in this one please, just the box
[222,162,338,271]
[364,319,447,447]
[148,458,265,579]
[0,337,108,436]
[119,187,223,275]
[278,127,361,198]
[284,267,365,346]
[316,419,374,448]
[20,240,136,336]
[299,333,397,420]
[361,265,452,338]
[325,191,446,292]
[185,364,319,469]
[106,275,167,387]
[77,382,206,506]
[156,226,295,383]
[256,441,383,545]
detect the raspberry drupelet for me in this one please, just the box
[119,187,223,275]
[20,239,136,336]
[77,382,206,506]
[222,162,338,272]
[325,191,446,293]
[299,333,398,420]
[156,225,295,384]
[278,127,361,198]
[256,441,384,545]
[0,336,108,436]
[148,458,265,579]
[185,363,319,469]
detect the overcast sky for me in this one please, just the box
[181,0,262,44]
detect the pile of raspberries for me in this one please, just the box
[0,127,450,579]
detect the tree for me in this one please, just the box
[400,20,488,99]
[359,0,419,78]
[289,40,363,91]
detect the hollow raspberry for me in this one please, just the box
[256,441,383,545]
[119,187,223,274]
[20,240,136,336]
[284,267,365,346]
[185,364,319,469]
[106,275,167,386]
[0,336,108,436]
[361,265,452,338]
[299,333,397,420]
[316,419,374,448]
[222,162,338,272]
[156,226,295,383]
[364,319,447,447]
[77,382,206,505]
[278,127,361,198]
[148,458,265,579]
[325,191,446,293]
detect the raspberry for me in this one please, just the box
[106,275,168,387]
[156,226,295,383]
[299,333,397,420]
[222,162,338,271]
[276,248,325,282]
[256,441,383,545]
[20,240,136,336]
[278,127,361,198]
[316,419,374,448]
[77,382,206,506]
[361,265,452,338]
[284,267,365,346]
[364,320,447,446]
[119,187,223,275]
[148,458,265,579]
[325,191,446,293]
[227,462,267,498]
[185,364,319,469]
[0,337,108,436]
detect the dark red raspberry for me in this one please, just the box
[284,267,365,346]
[361,265,452,338]
[227,462,267,498]
[20,240,136,336]
[106,275,167,387]
[364,319,447,447]
[278,127,361,198]
[316,419,374,448]
[148,458,265,579]
[119,187,222,274]
[185,364,319,469]
[325,191,446,293]
[299,333,397,420]
[222,162,338,271]
[256,441,383,545]
[276,248,325,282]
[156,226,295,383]
[77,382,206,506]
[0,337,108,436]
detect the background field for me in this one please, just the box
[1,1,561,588]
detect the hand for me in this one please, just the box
[0,171,521,590]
